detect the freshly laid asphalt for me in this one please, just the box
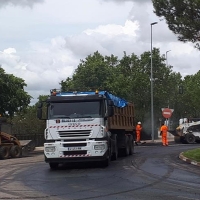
[139,136,200,167]
[33,136,200,167]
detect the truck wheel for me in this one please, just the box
[185,133,196,144]
[49,163,59,170]
[102,151,111,167]
[102,142,111,167]
[0,146,10,159]
[102,158,110,167]
[129,135,134,155]
[10,145,22,158]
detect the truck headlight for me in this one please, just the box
[94,144,105,150]
[45,146,56,152]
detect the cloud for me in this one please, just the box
[0,0,44,8]
[1,15,199,105]
[0,37,77,104]
[0,0,199,106]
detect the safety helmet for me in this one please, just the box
[138,122,141,124]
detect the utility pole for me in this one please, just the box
[150,22,158,142]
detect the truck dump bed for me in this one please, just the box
[108,103,135,131]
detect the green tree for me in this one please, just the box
[61,51,119,92]
[11,105,45,135]
[181,71,200,118]
[0,67,31,117]
[11,95,48,135]
[60,49,183,131]
[118,49,182,130]
[152,0,200,49]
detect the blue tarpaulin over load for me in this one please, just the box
[99,91,128,108]
[57,91,128,108]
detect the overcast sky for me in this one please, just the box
[0,0,199,104]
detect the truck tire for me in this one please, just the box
[102,150,111,167]
[10,145,22,158]
[102,158,109,167]
[185,133,196,144]
[0,146,10,159]
[49,163,59,170]
[101,141,112,167]
[129,135,134,155]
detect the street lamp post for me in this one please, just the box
[166,50,171,66]
[165,50,171,129]
[150,22,158,142]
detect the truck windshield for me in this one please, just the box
[48,101,102,119]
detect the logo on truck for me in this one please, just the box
[68,122,81,126]
[61,118,94,122]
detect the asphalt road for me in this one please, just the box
[0,143,200,200]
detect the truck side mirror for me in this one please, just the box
[37,108,42,119]
[104,100,114,119]
[38,102,43,108]
[37,102,43,119]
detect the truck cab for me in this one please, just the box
[37,90,116,169]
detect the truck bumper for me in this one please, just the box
[45,150,109,163]
[44,140,109,163]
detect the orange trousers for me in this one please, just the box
[136,131,141,142]
[162,132,168,146]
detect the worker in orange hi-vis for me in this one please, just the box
[135,122,142,144]
[160,123,168,146]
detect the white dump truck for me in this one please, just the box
[37,89,135,169]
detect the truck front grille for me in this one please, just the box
[63,143,87,147]
[63,150,87,155]
[58,130,91,138]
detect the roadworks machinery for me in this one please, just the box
[0,131,22,159]
[0,116,34,159]
[174,118,200,144]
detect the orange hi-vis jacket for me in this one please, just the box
[160,124,168,146]
[136,125,142,132]
[160,125,168,134]
[136,124,142,142]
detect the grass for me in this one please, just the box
[183,148,200,162]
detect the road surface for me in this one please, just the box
[0,143,200,200]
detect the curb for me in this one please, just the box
[179,152,200,167]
